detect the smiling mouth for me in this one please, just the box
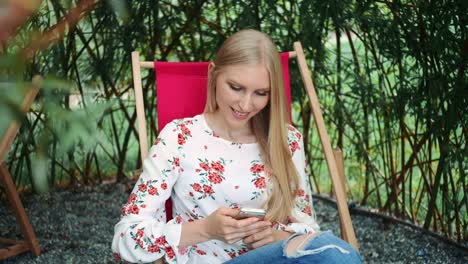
[231,107,249,119]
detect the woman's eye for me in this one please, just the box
[255,91,269,96]
[229,84,241,91]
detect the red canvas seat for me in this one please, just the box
[154,53,292,135]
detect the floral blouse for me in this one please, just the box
[112,114,320,263]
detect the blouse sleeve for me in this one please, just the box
[277,126,320,234]
[112,121,185,263]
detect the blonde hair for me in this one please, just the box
[204,29,300,223]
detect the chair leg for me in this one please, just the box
[0,161,40,259]
[332,149,348,241]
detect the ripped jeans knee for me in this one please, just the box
[224,231,361,264]
[282,231,362,263]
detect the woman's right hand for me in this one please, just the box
[202,207,272,244]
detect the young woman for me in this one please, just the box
[112,29,361,264]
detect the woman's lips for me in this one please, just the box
[231,107,249,120]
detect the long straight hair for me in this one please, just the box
[204,30,299,223]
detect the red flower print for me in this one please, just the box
[137,239,144,249]
[121,206,127,216]
[155,236,167,245]
[297,189,305,197]
[175,215,182,224]
[177,133,186,145]
[148,244,160,253]
[148,186,158,195]
[173,157,180,167]
[305,194,310,202]
[113,252,121,261]
[211,161,225,173]
[180,124,191,136]
[166,246,175,259]
[154,138,161,145]
[228,252,236,258]
[189,192,194,197]
[302,206,312,216]
[208,172,222,184]
[179,247,188,255]
[203,184,214,194]
[250,163,264,173]
[194,158,228,200]
[296,132,302,140]
[137,228,144,238]
[196,249,206,255]
[290,141,300,153]
[161,183,167,190]
[128,193,136,203]
[192,183,202,192]
[129,204,140,215]
[254,177,266,189]
[199,162,210,171]
[138,183,147,192]
[238,248,248,255]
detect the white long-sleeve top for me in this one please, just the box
[112,114,320,263]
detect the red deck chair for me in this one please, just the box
[131,42,358,252]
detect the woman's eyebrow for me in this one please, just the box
[227,79,270,91]
[226,79,244,87]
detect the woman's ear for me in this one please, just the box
[208,62,215,73]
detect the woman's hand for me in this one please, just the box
[243,227,293,249]
[242,225,274,249]
[202,207,271,245]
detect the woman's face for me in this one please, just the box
[214,64,270,131]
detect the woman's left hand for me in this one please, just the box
[242,223,275,249]
[243,227,293,249]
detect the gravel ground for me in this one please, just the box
[1,183,467,264]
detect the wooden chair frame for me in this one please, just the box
[131,42,359,251]
[0,76,42,260]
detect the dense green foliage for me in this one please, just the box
[1,0,466,242]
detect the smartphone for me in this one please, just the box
[236,208,266,220]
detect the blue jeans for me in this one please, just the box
[224,231,362,264]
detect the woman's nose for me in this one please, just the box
[238,94,253,111]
